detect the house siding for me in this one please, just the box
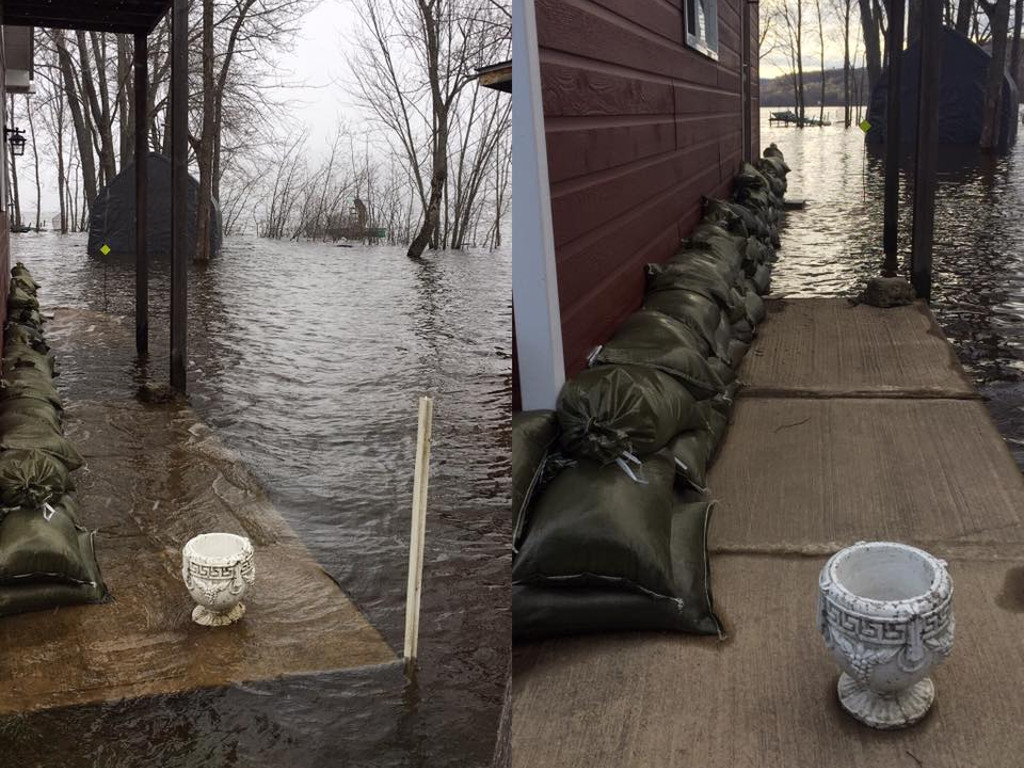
[536,0,758,378]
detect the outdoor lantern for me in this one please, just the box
[4,127,26,157]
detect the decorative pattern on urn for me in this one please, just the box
[182,533,255,627]
[818,542,954,729]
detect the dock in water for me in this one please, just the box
[0,309,394,715]
[513,298,1024,766]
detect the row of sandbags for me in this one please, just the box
[512,145,791,641]
[0,263,108,617]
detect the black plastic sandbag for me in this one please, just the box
[0,449,74,509]
[753,262,772,295]
[643,289,728,360]
[512,489,722,640]
[745,287,766,325]
[593,310,721,399]
[670,403,729,491]
[512,410,560,553]
[706,199,769,240]
[557,365,700,463]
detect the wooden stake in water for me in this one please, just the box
[403,396,433,675]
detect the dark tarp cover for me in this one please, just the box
[87,152,223,260]
[865,27,1019,149]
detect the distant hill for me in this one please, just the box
[760,67,869,107]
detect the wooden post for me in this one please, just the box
[170,0,188,392]
[134,32,149,357]
[883,0,905,277]
[403,396,433,675]
[911,0,941,302]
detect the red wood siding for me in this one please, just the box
[538,0,758,378]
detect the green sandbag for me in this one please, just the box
[512,490,722,640]
[0,421,84,470]
[0,449,74,508]
[0,499,98,585]
[670,403,729,491]
[0,373,62,411]
[707,198,769,240]
[0,398,62,431]
[666,247,741,285]
[753,262,772,295]
[513,450,677,594]
[763,142,789,165]
[4,322,49,354]
[646,260,736,310]
[11,275,37,296]
[0,578,107,617]
[728,339,750,365]
[732,318,753,343]
[707,356,736,387]
[4,345,58,377]
[702,199,749,238]
[745,288,766,325]
[512,410,560,553]
[744,238,772,270]
[557,365,700,463]
[593,310,722,399]
[685,226,749,273]
[11,262,39,291]
[643,289,727,359]
[9,285,39,312]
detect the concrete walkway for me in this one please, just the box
[0,309,394,714]
[513,298,1024,767]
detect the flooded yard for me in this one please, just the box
[0,234,511,767]
[763,108,1024,466]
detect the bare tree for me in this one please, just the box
[979,0,1011,150]
[351,0,510,258]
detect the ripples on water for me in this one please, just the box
[1,234,511,767]
[763,108,1024,466]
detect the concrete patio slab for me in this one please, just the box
[739,299,976,398]
[0,310,394,714]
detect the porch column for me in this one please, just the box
[134,31,148,356]
[170,0,188,392]
[511,0,564,410]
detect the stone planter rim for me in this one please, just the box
[823,541,951,613]
[183,532,253,568]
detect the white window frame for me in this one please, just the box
[684,0,719,61]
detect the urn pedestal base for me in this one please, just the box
[837,673,935,729]
[192,602,246,627]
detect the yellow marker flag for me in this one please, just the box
[100,244,111,256]
[859,119,871,133]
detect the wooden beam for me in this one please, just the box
[135,32,149,357]
[883,0,905,276]
[170,0,187,392]
[911,0,941,302]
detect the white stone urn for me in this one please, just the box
[818,541,954,729]
[182,533,255,626]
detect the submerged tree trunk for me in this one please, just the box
[52,30,98,207]
[27,97,41,230]
[956,0,975,33]
[407,0,448,260]
[1012,0,1023,90]
[816,0,825,123]
[859,0,883,94]
[195,0,216,261]
[980,0,1011,150]
[844,0,852,126]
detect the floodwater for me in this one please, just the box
[762,108,1024,467]
[0,235,511,767]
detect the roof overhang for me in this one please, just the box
[3,25,34,94]
[476,60,511,93]
[5,0,172,35]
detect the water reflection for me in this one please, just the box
[765,109,1024,465]
[1,233,511,767]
